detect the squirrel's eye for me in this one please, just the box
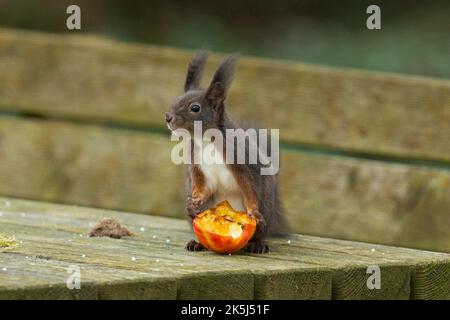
[190,103,201,113]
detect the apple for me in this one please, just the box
[193,201,256,254]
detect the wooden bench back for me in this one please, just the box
[1,28,449,252]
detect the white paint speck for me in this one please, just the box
[81,254,86,258]
[228,253,232,256]
[155,258,160,262]
[140,227,145,232]
[2,267,7,271]
[21,212,26,217]
[287,240,291,244]
[131,256,136,262]
[165,237,171,244]
[371,248,376,252]
[79,234,83,237]
[179,263,184,266]
[152,235,157,239]
[5,201,10,207]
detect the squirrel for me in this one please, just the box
[165,52,286,253]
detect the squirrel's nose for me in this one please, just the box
[165,112,173,123]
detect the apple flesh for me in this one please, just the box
[193,201,257,254]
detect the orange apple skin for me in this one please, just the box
[193,217,257,254]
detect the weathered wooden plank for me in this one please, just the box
[252,269,331,300]
[0,254,98,300]
[282,152,450,253]
[331,266,410,300]
[0,254,177,300]
[0,117,449,252]
[411,261,450,300]
[0,199,332,300]
[1,198,449,299]
[264,239,413,300]
[0,28,449,161]
[0,117,182,218]
[276,235,450,299]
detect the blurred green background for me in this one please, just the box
[0,0,448,78]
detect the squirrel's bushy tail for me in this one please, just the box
[268,205,290,238]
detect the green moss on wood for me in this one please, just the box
[0,234,17,251]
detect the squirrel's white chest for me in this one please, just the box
[195,140,243,210]
[199,162,238,192]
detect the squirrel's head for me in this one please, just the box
[166,52,237,134]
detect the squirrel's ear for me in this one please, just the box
[206,82,225,108]
[206,54,238,106]
[184,51,208,92]
[210,54,238,89]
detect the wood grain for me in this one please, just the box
[0,117,449,252]
[0,28,449,161]
[0,198,330,300]
[1,198,449,299]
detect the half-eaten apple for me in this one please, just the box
[193,201,257,254]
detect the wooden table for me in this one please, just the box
[1,197,448,299]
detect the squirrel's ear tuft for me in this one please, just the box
[184,51,208,92]
[209,54,238,93]
[206,54,238,109]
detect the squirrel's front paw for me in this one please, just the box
[249,209,267,234]
[190,194,205,208]
[185,196,204,218]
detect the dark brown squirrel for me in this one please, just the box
[165,52,286,253]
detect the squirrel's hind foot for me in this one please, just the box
[245,240,269,254]
[185,239,206,252]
